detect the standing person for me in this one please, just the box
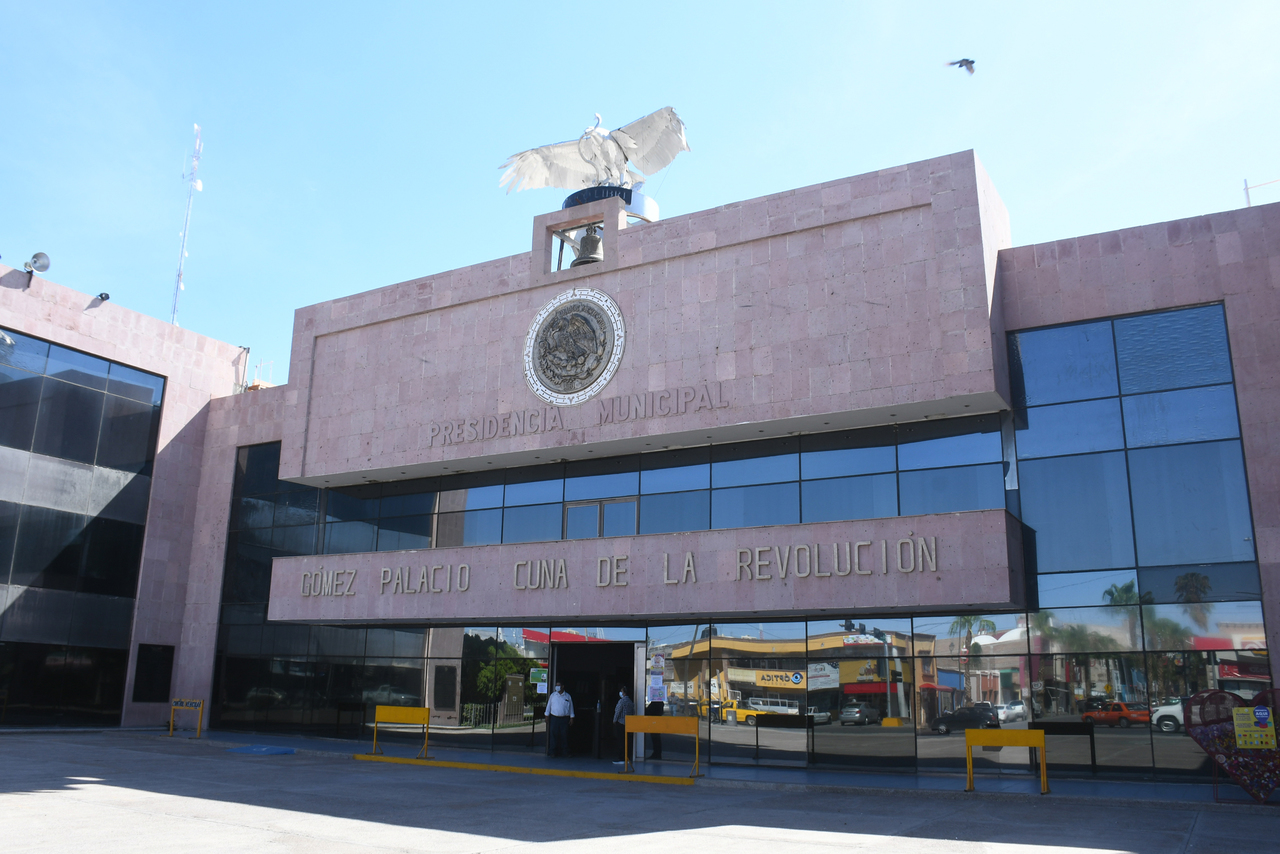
[612,685,637,765]
[546,680,574,757]
[645,698,664,760]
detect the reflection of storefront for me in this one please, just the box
[838,658,913,718]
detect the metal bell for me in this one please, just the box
[570,225,603,267]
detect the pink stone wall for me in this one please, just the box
[267,510,1023,624]
[170,384,290,706]
[997,200,1280,682]
[0,265,246,725]
[277,151,1013,486]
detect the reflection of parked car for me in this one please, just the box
[839,702,881,726]
[362,685,415,705]
[1151,700,1186,733]
[995,704,1025,723]
[246,687,285,709]
[807,707,832,725]
[1083,702,1150,728]
[1006,700,1036,719]
[931,706,1000,734]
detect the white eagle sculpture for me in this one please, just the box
[500,107,690,194]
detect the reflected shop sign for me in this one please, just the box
[267,511,1024,624]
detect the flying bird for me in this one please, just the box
[500,107,691,194]
[948,58,976,75]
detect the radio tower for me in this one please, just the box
[170,124,203,326]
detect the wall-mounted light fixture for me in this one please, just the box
[23,253,50,288]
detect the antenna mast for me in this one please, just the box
[171,124,203,326]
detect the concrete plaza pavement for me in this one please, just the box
[1,730,1277,853]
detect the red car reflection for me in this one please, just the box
[1082,702,1150,728]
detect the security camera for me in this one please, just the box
[97,293,110,301]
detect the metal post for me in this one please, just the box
[1245,179,1251,208]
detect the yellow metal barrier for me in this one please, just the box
[880,717,907,727]
[169,699,204,738]
[964,728,1049,794]
[369,705,431,759]
[623,715,702,778]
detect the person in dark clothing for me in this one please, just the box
[611,685,637,765]
[645,699,665,759]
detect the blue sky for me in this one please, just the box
[3,2,1278,384]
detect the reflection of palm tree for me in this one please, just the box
[1174,572,1213,631]
[948,615,996,703]
[1103,580,1149,649]
[1143,610,1193,651]
[1054,624,1119,711]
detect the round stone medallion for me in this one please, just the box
[524,288,625,406]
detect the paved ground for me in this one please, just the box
[1,731,1277,853]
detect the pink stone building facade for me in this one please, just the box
[1,151,1275,779]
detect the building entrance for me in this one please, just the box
[551,642,635,759]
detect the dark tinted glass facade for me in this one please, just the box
[0,327,165,726]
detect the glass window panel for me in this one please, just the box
[45,345,110,390]
[602,500,636,537]
[31,379,104,464]
[1018,452,1135,573]
[1143,601,1266,651]
[96,394,160,474]
[1136,563,1261,605]
[1130,441,1254,566]
[272,490,319,528]
[0,365,42,452]
[232,496,276,530]
[220,537,273,604]
[711,483,799,529]
[106,363,165,406]
[564,471,638,501]
[648,624,714,658]
[553,625,646,643]
[503,479,563,506]
[800,445,896,479]
[434,509,502,547]
[323,520,377,554]
[641,463,710,494]
[271,524,317,555]
[501,503,561,543]
[564,504,598,540]
[807,618,913,657]
[437,483,504,512]
[639,491,709,534]
[641,447,711,493]
[897,417,1002,469]
[1036,569,1139,609]
[0,499,19,584]
[801,473,897,523]
[325,487,380,522]
[374,515,431,551]
[0,327,50,373]
[1010,321,1118,406]
[1028,653,1152,774]
[1122,384,1240,448]
[81,517,145,597]
[1115,305,1232,394]
[1016,399,1124,459]
[912,613,1025,654]
[712,454,798,488]
[235,443,282,496]
[897,464,1004,516]
[378,489,435,518]
[12,505,88,590]
[1030,606,1144,652]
